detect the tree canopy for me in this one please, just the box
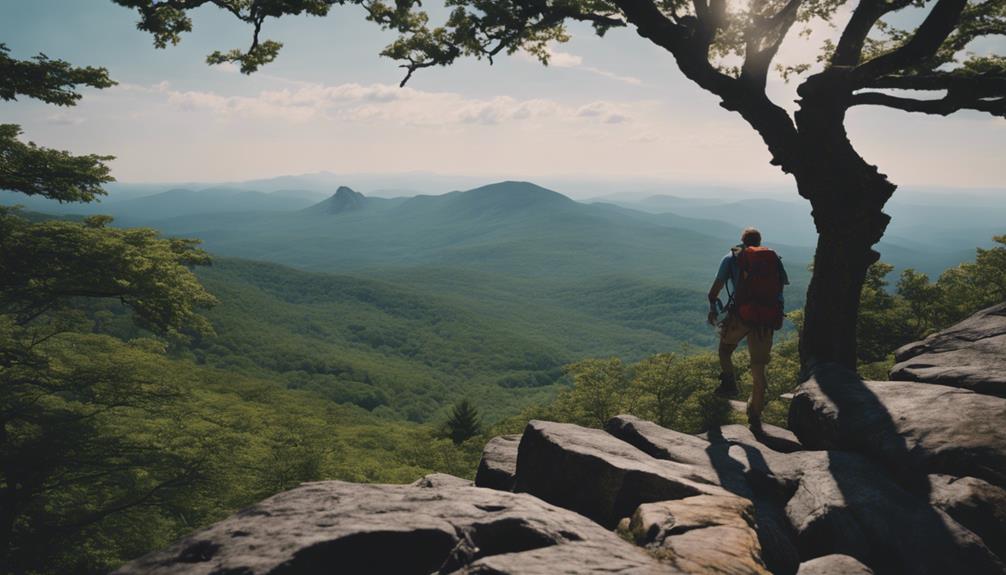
[0,42,217,571]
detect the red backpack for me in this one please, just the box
[732,246,784,330]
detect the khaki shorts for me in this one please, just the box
[719,313,773,365]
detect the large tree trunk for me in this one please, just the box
[793,73,897,373]
[798,191,890,371]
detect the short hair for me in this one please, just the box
[741,227,761,246]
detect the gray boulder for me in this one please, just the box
[891,303,1006,397]
[929,474,1006,560]
[796,554,873,575]
[609,413,1005,574]
[114,479,667,575]
[789,363,1006,489]
[513,420,725,528]
[475,434,520,491]
[785,450,1004,574]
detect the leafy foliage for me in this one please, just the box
[0,44,114,107]
[0,209,216,336]
[0,323,484,574]
[0,41,219,573]
[0,126,115,204]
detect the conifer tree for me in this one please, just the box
[446,399,482,445]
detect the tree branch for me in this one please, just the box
[609,0,734,94]
[832,0,914,67]
[851,91,1006,116]
[865,72,1006,96]
[853,0,968,83]
[741,0,804,89]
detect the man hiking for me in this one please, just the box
[707,227,788,430]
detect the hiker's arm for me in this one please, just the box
[707,279,725,325]
[778,257,790,286]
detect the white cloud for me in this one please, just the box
[117,80,636,127]
[547,49,584,68]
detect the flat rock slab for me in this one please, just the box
[789,364,1006,490]
[891,302,1006,397]
[514,420,725,528]
[475,434,520,491]
[712,423,804,455]
[796,554,873,575]
[114,479,668,575]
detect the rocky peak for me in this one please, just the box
[308,186,368,214]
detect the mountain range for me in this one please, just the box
[7,177,999,421]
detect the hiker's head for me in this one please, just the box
[741,227,762,247]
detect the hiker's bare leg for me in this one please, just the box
[718,342,737,376]
[748,363,767,421]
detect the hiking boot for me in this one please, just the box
[713,372,739,398]
[747,406,763,433]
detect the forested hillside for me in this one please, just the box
[5,178,999,574]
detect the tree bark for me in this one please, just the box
[799,206,887,371]
[793,70,898,373]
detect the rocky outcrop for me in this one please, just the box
[607,413,1005,574]
[891,302,1006,397]
[789,363,1006,489]
[120,306,1006,575]
[513,420,725,528]
[114,480,666,575]
[475,434,519,491]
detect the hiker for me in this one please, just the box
[706,227,788,430]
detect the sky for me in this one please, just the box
[1,0,1004,194]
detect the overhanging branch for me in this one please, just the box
[853,0,968,84]
[865,72,1006,96]
[832,0,914,67]
[851,91,1006,116]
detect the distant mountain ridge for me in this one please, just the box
[138,180,808,291]
[4,177,996,281]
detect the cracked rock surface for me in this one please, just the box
[114,480,667,575]
[891,302,1006,397]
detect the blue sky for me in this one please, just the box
[1,0,1004,191]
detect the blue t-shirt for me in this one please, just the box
[716,245,789,303]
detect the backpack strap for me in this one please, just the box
[724,245,744,311]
